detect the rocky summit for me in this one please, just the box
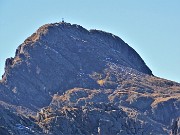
[0,22,179,135]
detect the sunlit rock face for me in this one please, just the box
[0,22,179,135]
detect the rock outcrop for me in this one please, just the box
[171,117,180,135]
[0,22,179,134]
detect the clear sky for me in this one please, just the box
[0,0,180,82]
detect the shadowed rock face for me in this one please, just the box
[0,22,179,135]
[1,22,152,109]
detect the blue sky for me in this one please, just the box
[0,0,180,82]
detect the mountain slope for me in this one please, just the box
[0,22,179,135]
[1,22,152,109]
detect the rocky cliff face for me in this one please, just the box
[0,22,179,135]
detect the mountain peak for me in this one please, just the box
[0,22,179,134]
[1,22,153,106]
[9,22,152,75]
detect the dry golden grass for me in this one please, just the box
[151,96,180,107]
[43,117,55,123]
[12,56,21,67]
[31,33,40,42]
[97,79,105,86]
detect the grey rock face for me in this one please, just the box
[171,117,180,135]
[1,22,152,109]
[0,22,179,135]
